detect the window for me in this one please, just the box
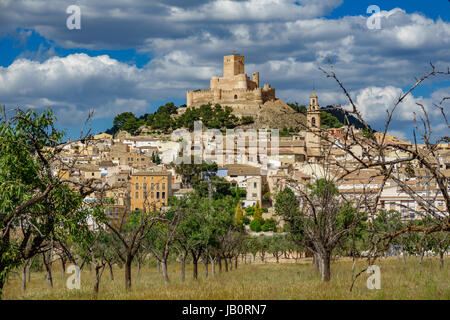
[156,183,160,190]
[151,192,154,199]
[312,117,316,127]
[252,193,257,198]
[143,183,147,191]
[135,192,139,199]
[162,192,166,199]
[156,192,160,199]
[254,182,257,188]
[162,183,165,190]
[234,95,238,99]
[135,183,139,190]
[151,183,154,190]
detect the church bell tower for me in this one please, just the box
[306,90,322,159]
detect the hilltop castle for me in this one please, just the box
[186,52,276,107]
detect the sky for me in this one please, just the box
[0,0,449,141]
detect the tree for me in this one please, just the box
[144,202,185,283]
[172,157,218,189]
[275,181,364,282]
[113,112,142,135]
[249,220,262,232]
[234,203,244,228]
[0,109,105,299]
[253,201,264,224]
[106,207,161,290]
[269,235,287,263]
[152,152,161,165]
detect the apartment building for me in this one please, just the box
[130,171,172,212]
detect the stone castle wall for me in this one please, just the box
[187,86,275,107]
[186,53,276,108]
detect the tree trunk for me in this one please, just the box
[94,264,104,298]
[203,259,208,278]
[61,258,66,279]
[181,256,186,282]
[313,252,320,272]
[157,261,161,273]
[211,258,216,277]
[224,256,228,272]
[27,262,32,282]
[218,257,222,272]
[108,262,114,281]
[419,249,424,265]
[439,250,444,269]
[42,253,53,288]
[229,257,233,270]
[162,260,170,283]
[125,256,132,291]
[234,256,238,269]
[402,251,407,264]
[320,251,331,282]
[22,263,27,293]
[193,258,198,280]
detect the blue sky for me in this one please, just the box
[0,0,449,141]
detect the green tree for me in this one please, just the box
[234,203,244,228]
[0,109,100,299]
[275,180,364,282]
[253,201,264,224]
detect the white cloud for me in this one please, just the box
[0,1,449,134]
[0,54,157,125]
[168,0,343,22]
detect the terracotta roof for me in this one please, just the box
[132,170,171,176]
[220,164,261,176]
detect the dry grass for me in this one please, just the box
[3,256,449,300]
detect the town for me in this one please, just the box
[53,53,449,231]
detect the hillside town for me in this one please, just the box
[52,54,450,231]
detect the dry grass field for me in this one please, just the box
[3,256,449,300]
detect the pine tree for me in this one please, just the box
[253,201,264,224]
[235,202,244,226]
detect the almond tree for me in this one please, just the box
[275,180,365,281]
[0,109,107,299]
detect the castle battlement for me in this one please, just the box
[187,53,276,107]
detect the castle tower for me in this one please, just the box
[223,53,245,78]
[306,90,322,158]
[252,72,260,88]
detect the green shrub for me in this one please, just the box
[262,218,277,232]
[249,219,262,232]
[243,216,251,225]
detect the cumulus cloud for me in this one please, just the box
[0,54,158,125]
[0,1,449,134]
[168,0,343,22]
